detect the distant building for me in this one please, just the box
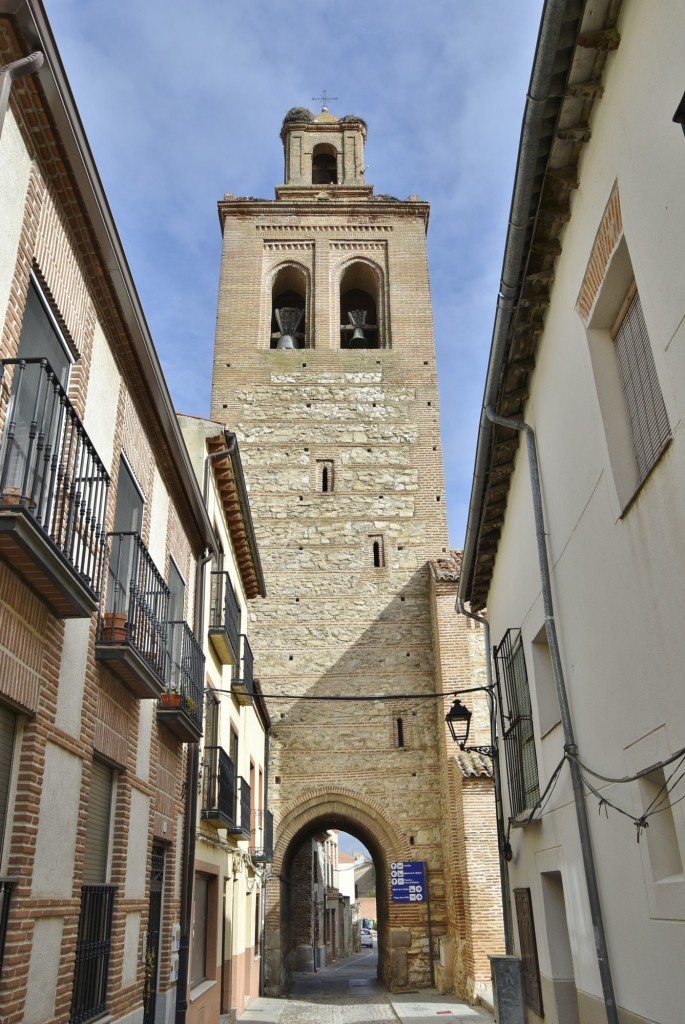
[460,2,685,1023]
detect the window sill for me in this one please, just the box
[618,435,672,519]
[189,979,217,1002]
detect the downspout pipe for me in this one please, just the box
[485,406,618,1024]
[0,51,44,139]
[455,598,513,956]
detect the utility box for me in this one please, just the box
[490,955,525,1024]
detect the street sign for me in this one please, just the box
[390,861,426,903]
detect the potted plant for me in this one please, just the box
[102,611,127,642]
[161,684,180,708]
[182,694,197,715]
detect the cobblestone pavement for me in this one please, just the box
[239,949,494,1024]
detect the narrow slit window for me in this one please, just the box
[369,534,385,568]
[397,718,404,748]
[317,460,334,493]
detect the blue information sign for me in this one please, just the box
[390,861,426,903]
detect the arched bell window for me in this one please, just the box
[340,263,379,349]
[312,144,338,185]
[270,265,307,349]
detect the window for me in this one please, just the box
[0,279,71,505]
[530,624,560,737]
[0,706,17,978]
[495,629,539,817]
[514,888,544,1016]
[71,760,116,1024]
[368,534,384,569]
[317,460,334,493]
[396,718,405,748]
[190,874,209,985]
[613,288,670,487]
[106,459,144,617]
[638,766,683,882]
[167,558,186,681]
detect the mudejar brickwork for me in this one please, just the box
[210,105,503,998]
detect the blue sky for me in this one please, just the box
[47,0,543,546]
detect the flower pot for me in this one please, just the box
[161,691,181,708]
[102,612,127,642]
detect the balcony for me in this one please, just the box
[156,621,204,742]
[0,358,109,617]
[228,776,251,839]
[232,635,254,706]
[95,533,169,699]
[250,809,274,863]
[208,570,240,664]
[201,746,236,828]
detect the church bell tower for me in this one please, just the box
[211,104,457,993]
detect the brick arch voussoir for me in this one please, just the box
[272,784,412,875]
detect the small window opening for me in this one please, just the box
[370,535,385,568]
[318,460,334,493]
[397,718,405,748]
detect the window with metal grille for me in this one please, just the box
[71,760,116,1024]
[495,629,540,817]
[514,888,544,1016]
[613,288,670,486]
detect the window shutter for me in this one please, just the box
[83,760,113,884]
[614,292,670,483]
[514,887,544,1016]
[0,707,16,858]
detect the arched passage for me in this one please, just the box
[264,787,432,997]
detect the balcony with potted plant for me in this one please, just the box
[156,620,204,742]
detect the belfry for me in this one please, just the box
[210,104,502,996]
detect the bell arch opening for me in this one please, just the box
[312,143,338,185]
[270,264,308,349]
[339,262,381,348]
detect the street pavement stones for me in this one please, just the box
[236,950,494,1024]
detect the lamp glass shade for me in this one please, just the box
[445,698,472,747]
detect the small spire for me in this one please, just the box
[312,89,338,113]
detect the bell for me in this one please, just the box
[274,306,304,350]
[343,308,377,348]
[350,325,367,345]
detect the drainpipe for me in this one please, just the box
[485,406,618,1024]
[455,598,513,956]
[0,52,44,140]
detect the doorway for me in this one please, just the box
[143,842,165,1024]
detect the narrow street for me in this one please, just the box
[239,945,494,1024]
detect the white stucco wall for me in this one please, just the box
[83,320,121,473]
[126,787,150,899]
[484,3,685,1021]
[24,917,64,1024]
[32,744,81,899]
[0,111,31,328]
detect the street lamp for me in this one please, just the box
[445,689,496,759]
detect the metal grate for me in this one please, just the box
[201,746,236,826]
[164,620,205,732]
[614,291,670,485]
[70,885,116,1024]
[0,357,110,596]
[495,629,540,817]
[209,571,240,659]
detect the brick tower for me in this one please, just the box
[210,105,499,995]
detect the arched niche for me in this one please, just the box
[339,260,383,349]
[311,143,339,185]
[270,263,309,349]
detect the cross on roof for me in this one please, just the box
[312,90,338,112]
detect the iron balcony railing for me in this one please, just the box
[0,357,110,597]
[233,776,251,837]
[201,746,235,827]
[100,532,169,678]
[0,879,13,976]
[209,570,240,662]
[250,809,274,863]
[70,884,116,1024]
[164,620,205,733]
[232,634,254,703]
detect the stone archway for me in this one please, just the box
[264,786,432,996]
